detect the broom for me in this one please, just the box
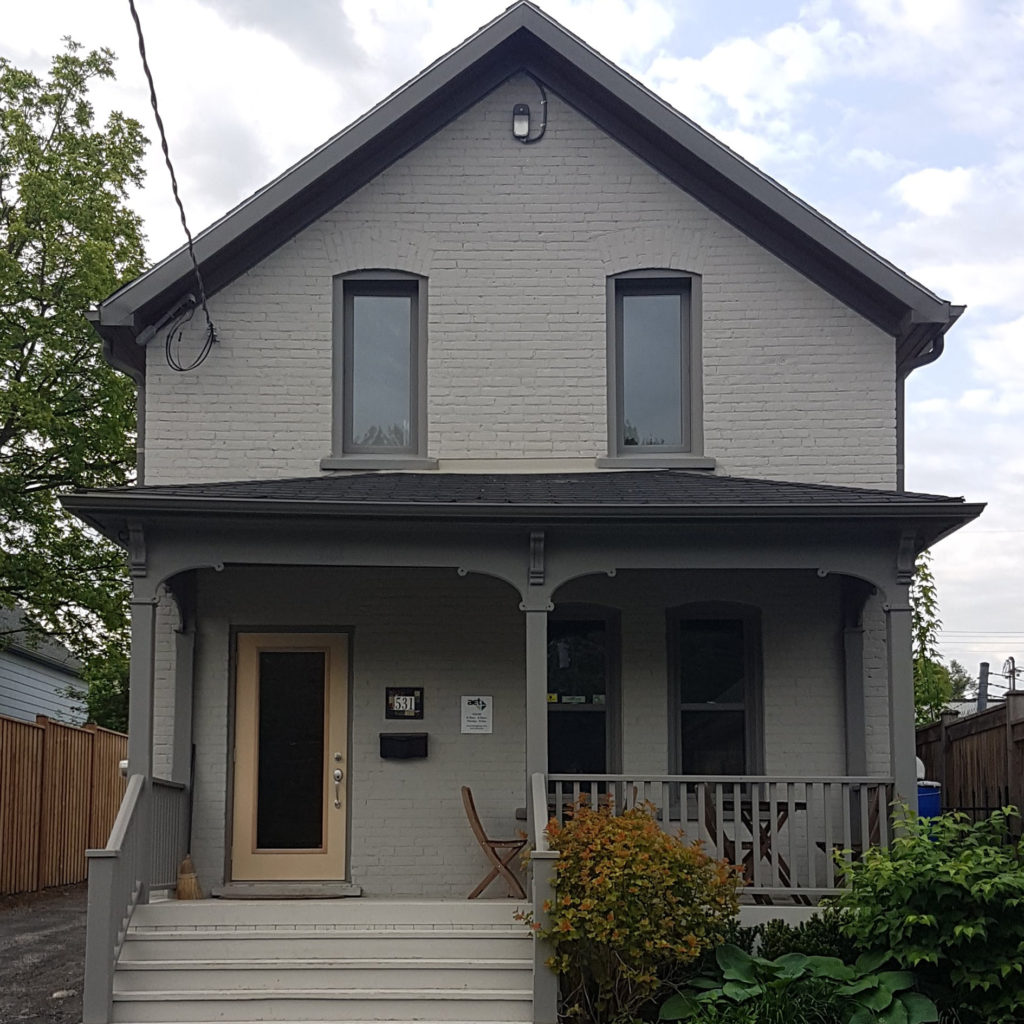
[176,854,203,900]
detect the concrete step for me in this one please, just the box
[132,899,529,928]
[121,928,531,961]
[114,900,536,1023]
[110,988,533,1022]
[114,957,532,993]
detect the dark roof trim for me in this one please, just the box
[91,1,960,375]
[65,491,983,519]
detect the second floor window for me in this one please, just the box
[609,271,702,458]
[334,272,425,457]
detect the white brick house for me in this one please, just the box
[67,4,981,1022]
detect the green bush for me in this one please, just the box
[535,800,742,1024]
[757,907,858,962]
[835,807,1024,1023]
[659,944,937,1024]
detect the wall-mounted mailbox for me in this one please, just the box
[379,732,428,760]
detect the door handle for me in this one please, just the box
[333,768,343,809]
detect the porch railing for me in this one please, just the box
[82,775,189,1024]
[535,774,894,899]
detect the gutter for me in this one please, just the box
[62,491,985,523]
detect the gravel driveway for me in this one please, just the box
[0,883,87,1024]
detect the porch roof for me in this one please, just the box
[65,470,982,544]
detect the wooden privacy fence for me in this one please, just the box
[0,714,127,896]
[916,690,1024,826]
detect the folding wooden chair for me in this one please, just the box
[461,786,527,899]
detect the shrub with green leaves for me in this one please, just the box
[835,807,1024,1023]
[757,907,858,962]
[537,800,742,1024]
[659,944,938,1024]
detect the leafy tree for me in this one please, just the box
[0,41,146,727]
[948,658,976,702]
[910,551,951,725]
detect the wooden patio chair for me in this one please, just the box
[461,786,527,899]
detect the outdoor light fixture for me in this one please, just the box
[512,103,531,139]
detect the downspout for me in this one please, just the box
[895,334,946,493]
[88,310,147,485]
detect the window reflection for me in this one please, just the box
[350,293,413,448]
[622,292,682,447]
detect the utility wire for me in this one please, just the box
[127,0,218,372]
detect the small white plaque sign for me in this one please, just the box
[461,695,493,734]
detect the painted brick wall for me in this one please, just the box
[152,592,177,780]
[557,570,851,778]
[191,566,527,898]
[862,594,892,776]
[143,75,896,488]
[186,564,879,896]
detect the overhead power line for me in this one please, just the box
[127,0,218,371]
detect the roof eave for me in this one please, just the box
[62,490,985,524]
[91,1,960,364]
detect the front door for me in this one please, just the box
[231,633,348,881]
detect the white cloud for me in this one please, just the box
[969,314,1024,397]
[852,0,967,45]
[847,147,910,173]
[648,18,860,127]
[890,166,974,217]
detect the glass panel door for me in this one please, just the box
[231,634,348,881]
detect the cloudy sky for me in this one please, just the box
[6,0,1023,690]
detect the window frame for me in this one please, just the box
[322,270,433,470]
[666,602,763,775]
[602,269,710,467]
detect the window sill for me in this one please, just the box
[320,455,439,471]
[594,454,717,470]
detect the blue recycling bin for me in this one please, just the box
[918,781,941,817]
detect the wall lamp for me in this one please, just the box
[511,75,548,144]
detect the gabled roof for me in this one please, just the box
[64,470,984,550]
[90,1,962,380]
[0,607,82,675]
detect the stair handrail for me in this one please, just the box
[82,773,190,1024]
[530,771,559,1024]
[83,773,147,1024]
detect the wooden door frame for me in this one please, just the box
[225,626,354,883]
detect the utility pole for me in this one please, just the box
[978,662,990,712]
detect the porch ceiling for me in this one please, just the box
[64,470,982,550]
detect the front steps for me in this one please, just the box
[112,898,534,1023]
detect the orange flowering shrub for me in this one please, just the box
[537,800,742,1024]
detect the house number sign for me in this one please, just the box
[386,687,424,720]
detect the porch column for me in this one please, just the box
[843,625,867,776]
[171,618,195,785]
[524,606,549,841]
[127,589,158,778]
[842,579,872,777]
[884,593,918,814]
[169,572,196,786]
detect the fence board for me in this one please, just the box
[916,692,1024,826]
[0,717,43,894]
[0,714,127,895]
[90,728,128,849]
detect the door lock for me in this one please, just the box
[333,767,343,808]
